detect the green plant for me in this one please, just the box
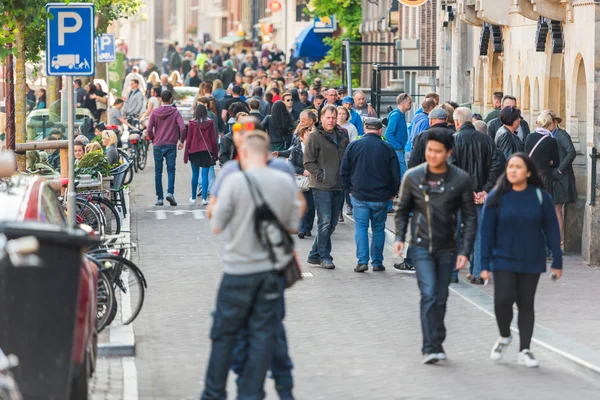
[75,150,112,179]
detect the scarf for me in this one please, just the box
[535,127,552,136]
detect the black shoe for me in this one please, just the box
[372,265,386,272]
[450,277,459,284]
[320,261,335,269]
[354,264,368,273]
[298,232,305,239]
[470,277,485,285]
[387,208,394,214]
[393,262,415,273]
[166,193,177,206]
[305,231,312,237]
[307,257,321,265]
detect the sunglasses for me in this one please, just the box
[284,99,292,102]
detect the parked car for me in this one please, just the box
[173,86,199,124]
[0,174,98,400]
[26,107,95,140]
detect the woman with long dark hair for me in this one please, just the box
[36,88,47,109]
[82,83,99,120]
[261,100,294,151]
[184,104,218,206]
[479,152,562,368]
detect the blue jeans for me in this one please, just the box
[389,150,408,211]
[231,276,294,396]
[350,197,388,266]
[191,164,217,200]
[309,189,344,264]
[411,246,456,354]
[201,271,282,400]
[452,204,483,280]
[153,145,177,200]
[299,189,315,234]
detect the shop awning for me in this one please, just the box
[293,22,331,62]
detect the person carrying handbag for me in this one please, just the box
[288,126,315,239]
[524,111,560,198]
[184,104,218,205]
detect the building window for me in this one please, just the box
[296,0,311,22]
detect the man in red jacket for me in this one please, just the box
[147,90,186,206]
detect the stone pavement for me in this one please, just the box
[126,152,600,399]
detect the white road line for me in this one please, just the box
[122,357,138,400]
[193,209,206,219]
[155,210,167,220]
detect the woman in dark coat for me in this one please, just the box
[546,110,577,243]
[495,106,525,160]
[261,100,295,151]
[82,83,99,120]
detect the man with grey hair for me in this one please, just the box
[408,107,451,169]
[473,120,488,134]
[353,90,376,119]
[451,106,502,284]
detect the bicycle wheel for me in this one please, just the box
[96,255,146,325]
[75,198,105,236]
[136,141,147,171]
[96,270,115,332]
[120,150,134,186]
[91,196,121,235]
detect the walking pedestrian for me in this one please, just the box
[146,90,186,206]
[289,126,315,239]
[545,110,577,243]
[484,91,503,123]
[385,93,413,211]
[122,79,144,118]
[202,130,300,400]
[405,98,435,162]
[487,95,530,141]
[340,118,400,272]
[524,111,560,197]
[261,100,295,151]
[495,106,525,160]
[393,128,477,364]
[337,106,359,142]
[184,104,218,206]
[451,107,502,284]
[407,107,451,168]
[479,153,562,367]
[341,96,365,137]
[304,105,349,269]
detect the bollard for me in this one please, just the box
[590,147,599,206]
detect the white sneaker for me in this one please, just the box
[437,352,447,361]
[490,336,512,361]
[422,353,439,365]
[518,349,539,368]
[202,199,209,206]
[188,197,196,205]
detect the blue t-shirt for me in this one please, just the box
[211,158,295,197]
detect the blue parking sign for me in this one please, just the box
[46,3,95,76]
[97,34,116,62]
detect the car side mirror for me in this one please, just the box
[0,151,16,178]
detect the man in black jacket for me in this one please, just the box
[340,118,400,273]
[408,107,451,169]
[394,128,476,365]
[451,107,502,284]
[487,95,530,141]
[220,60,237,88]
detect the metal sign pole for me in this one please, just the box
[106,62,111,124]
[66,76,76,227]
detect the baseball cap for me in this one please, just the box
[232,86,243,95]
[364,118,383,130]
[544,109,563,124]
[429,107,448,120]
[342,96,354,105]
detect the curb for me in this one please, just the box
[342,211,600,375]
[98,189,136,358]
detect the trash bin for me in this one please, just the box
[0,221,99,400]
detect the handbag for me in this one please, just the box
[295,174,310,192]
[528,134,548,158]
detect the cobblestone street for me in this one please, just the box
[112,154,600,400]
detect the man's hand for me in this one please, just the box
[480,270,491,281]
[551,268,563,280]
[456,255,469,270]
[177,142,184,150]
[303,170,310,177]
[393,241,404,256]
[367,104,375,116]
[271,151,279,158]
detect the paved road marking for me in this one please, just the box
[301,272,314,277]
[122,357,138,400]
[147,209,208,220]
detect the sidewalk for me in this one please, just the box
[356,207,600,364]
[128,152,600,399]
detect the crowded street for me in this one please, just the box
[3,0,600,399]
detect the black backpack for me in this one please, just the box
[243,173,294,271]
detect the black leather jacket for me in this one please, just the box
[451,123,502,193]
[395,163,477,257]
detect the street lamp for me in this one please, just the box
[389,0,399,29]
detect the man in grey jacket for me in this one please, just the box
[202,131,299,400]
[303,104,349,269]
[122,79,144,117]
[247,86,271,116]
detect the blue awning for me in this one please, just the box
[293,22,331,62]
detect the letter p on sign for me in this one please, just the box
[100,36,111,50]
[58,12,82,46]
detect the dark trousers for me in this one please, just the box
[153,145,177,200]
[299,189,315,234]
[493,270,540,351]
[411,246,455,354]
[201,271,282,400]
[309,189,344,263]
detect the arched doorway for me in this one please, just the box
[573,58,587,151]
[533,78,540,114]
[515,77,522,107]
[507,75,513,96]
[523,77,531,124]
[547,54,566,118]
[477,60,485,108]
[488,54,503,107]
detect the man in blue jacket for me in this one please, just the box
[385,93,413,212]
[340,118,400,272]
[342,96,365,137]
[405,98,435,160]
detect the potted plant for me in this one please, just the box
[75,150,112,180]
